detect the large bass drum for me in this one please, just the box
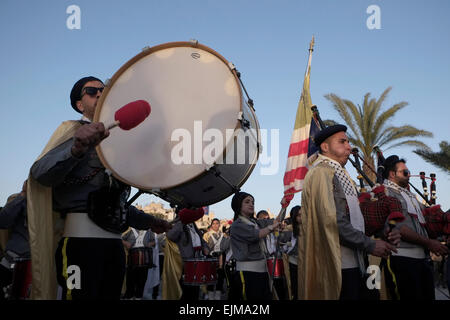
[94,41,260,207]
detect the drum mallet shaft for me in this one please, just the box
[107,120,121,130]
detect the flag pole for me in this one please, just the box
[271,36,315,298]
[305,35,314,76]
[279,35,315,214]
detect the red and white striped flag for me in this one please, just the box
[282,37,315,208]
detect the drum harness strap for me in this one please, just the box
[210,232,224,253]
[131,228,146,248]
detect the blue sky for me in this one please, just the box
[1,0,449,220]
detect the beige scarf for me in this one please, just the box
[27,120,82,299]
[384,179,426,224]
[312,154,365,232]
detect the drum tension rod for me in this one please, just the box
[235,69,255,110]
[126,189,145,207]
[209,166,240,193]
[237,112,251,130]
[150,189,188,209]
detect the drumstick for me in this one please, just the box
[273,207,286,237]
[107,100,151,130]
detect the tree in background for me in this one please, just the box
[324,87,432,182]
[414,141,450,174]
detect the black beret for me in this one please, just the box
[231,192,254,215]
[313,124,347,147]
[70,76,103,114]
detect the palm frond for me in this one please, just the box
[325,88,432,164]
[377,126,433,148]
[372,87,392,120]
[372,101,408,137]
[324,94,363,142]
[343,99,363,133]
[413,141,450,173]
[348,137,364,151]
[363,98,377,146]
[384,140,432,152]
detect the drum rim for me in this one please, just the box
[94,41,252,191]
[220,103,261,198]
[160,99,261,208]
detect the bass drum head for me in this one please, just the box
[94,42,243,191]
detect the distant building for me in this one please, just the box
[136,201,223,231]
[136,201,175,221]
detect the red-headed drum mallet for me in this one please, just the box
[107,100,151,130]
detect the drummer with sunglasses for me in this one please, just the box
[28,76,172,300]
[382,155,449,300]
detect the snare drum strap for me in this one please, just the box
[131,228,146,248]
[186,223,202,248]
[210,232,224,253]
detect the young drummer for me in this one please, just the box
[229,192,280,300]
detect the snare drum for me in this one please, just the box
[128,247,153,267]
[267,258,284,279]
[182,258,219,286]
[10,258,32,300]
[94,41,261,208]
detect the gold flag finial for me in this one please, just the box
[309,35,315,52]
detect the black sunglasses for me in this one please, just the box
[81,86,104,97]
[396,169,410,177]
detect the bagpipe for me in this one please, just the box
[371,146,449,238]
[311,106,449,238]
[414,172,436,205]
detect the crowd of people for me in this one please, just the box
[1,76,449,300]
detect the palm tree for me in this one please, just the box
[324,87,433,182]
[414,141,450,174]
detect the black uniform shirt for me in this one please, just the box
[31,134,157,229]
